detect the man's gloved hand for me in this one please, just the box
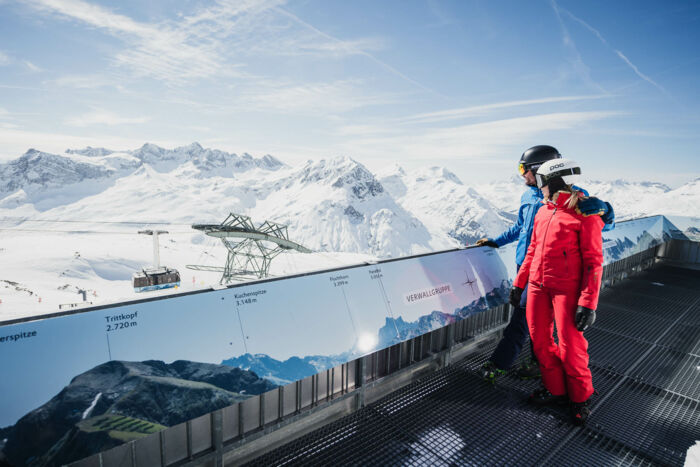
[577,197,608,217]
[601,201,614,225]
[575,305,596,331]
[476,238,499,248]
[509,287,524,307]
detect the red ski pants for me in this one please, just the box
[526,284,594,403]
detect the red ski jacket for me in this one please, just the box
[514,191,605,310]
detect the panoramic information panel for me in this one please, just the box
[0,215,694,466]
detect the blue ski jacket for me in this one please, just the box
[492,185,613,266]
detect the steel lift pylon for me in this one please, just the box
[187,213,311,284]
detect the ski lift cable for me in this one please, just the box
[0,228,194,234]
[0,216,192,226]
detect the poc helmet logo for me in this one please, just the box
[550,163,565,169]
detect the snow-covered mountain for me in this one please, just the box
[0,142,698,320]
[0,149,115,195]
[476,174,699,221]
[380,165,515,246]
[0,143,512,257]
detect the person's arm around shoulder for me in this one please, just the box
[577,196,616,232]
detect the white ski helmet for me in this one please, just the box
[535,158,581,189]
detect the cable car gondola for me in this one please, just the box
[133,229,180,293]
[133,267,181,292]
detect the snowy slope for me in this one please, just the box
[645,178,700,218]
[581,179,671,220]
[473,174,525,216]
[379,166,515,246]
[254,157,448,257]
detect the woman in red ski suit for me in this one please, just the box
[512,158,604,425]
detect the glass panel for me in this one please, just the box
[332,366,343,396]
[347,361,357,390]
[263,388,280,425]
[133,432,162,467]
[69,454,102,467]
[300,376,313,409]
[163,422,188,464]
[190,413,212,455]
[241,396,260,434]
[100,442,133,467]
[282,383,297,417]
[317,370,329,402]
[222,404,239,442]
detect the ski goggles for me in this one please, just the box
[536,166,581,188]
[518,163,542,175]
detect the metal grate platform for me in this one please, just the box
[245,265,700,466]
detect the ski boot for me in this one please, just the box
[480,361,506,384]
[516,358,541,380]
[570,399,591,426]
[528,386,568,406]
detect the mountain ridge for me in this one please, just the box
[0,142,697,318]
[1,359,276,466]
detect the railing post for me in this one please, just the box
[186,420,193,460]
[159,429,166,466]
[211,410,223,467]
[356,358,366,410]
[444,323,456,367]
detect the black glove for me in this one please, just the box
[509,287,523,307]
[601,201,615,225]
[575,305,596,331]
[476,238,499,248]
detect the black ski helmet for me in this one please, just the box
[518,145,562,175]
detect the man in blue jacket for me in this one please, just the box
[476,145,614,383]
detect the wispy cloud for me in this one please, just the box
[51,74,120,89]
[64,110,150,127]
[0,50,10,65]
[559,6,669,97]
[400,95,610,124]
[24,0,420,93]
[23,60,42,72]
[0,83,42,91]
[614,51,668,96]
[549,0,606,93]
[237,79,392,114]
[561,9,609,45]
[426,0,459,27]
[338,110,621,160]
[25,0,267,82]
[274,7,434,93]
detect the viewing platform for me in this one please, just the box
[245,264,700,466]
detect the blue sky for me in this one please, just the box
[0,0,698,186]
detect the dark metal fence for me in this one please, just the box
[70,240,680,467]
[657,238,700,266]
